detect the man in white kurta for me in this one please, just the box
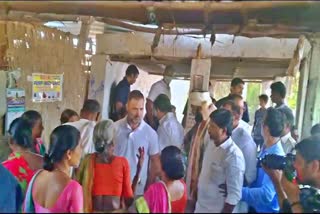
[278,107,297,154]
[153,94,184,151]
[195,109,245,213]
[66,99,101,157]
[145,65,175,130]
[222,97,257,213]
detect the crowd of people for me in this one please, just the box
[1,64,320,213]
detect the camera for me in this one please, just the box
[300,185,320,212]
[258,153,296,181]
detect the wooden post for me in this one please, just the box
[184,44,211,133]
[296,57,310,139]
[301,36,320,138]
[78,17,94,101]
[0,22,8,135]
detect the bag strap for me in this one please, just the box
[24,169,43,213]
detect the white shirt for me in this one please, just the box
[232,125,257,185]
[147,79,171,102]
[239,119,252,135]
[65,118,96,157]
[231,125,257,213]
[157,112,184,151]
[113,117,160,196]
[280,132,297,154]
[195,137,245,213]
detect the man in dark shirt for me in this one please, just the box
[111,64,139,121]
[216,78,250,123]
[270,81,294,119]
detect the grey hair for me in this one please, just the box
[93,119,114,153]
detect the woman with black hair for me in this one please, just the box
[2,118,43,194]
[24,125,83,213]
[76,120,144,212]
[21,110,46,155]
[131,145,187,213]
[162,146,187,213]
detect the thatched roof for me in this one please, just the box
[1,1,320,38]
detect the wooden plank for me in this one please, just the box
[184,58,211,133]
[96,32,298,59]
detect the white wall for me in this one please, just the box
[90,55,165,119]
[90,55,190,122]
[170,79,190,123]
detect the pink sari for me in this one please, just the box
[136,181,171,213]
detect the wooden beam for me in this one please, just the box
[0,7,317,38]
[0,1,319,32]
[100,17,203,35]
[100,17,313,38]
[97,31,298,60]
[1,1,310,16]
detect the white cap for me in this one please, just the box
[189,91,212,106]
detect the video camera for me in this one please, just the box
[258,153,296,182]
[300,185,320,212]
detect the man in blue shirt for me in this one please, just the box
[0,164,23,212]
[111,64,139,121]
[241,107,285,213]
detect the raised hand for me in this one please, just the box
[136,147,145,173]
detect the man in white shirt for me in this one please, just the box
[228,94,252,134]
[145,65,175,130]
[222,100,257,213]
[153,94,184,151]
[66,99,101,157]
[195,109,245,213]
[278,107,297,154]
[113,90,161,196]
[222,99,257,185]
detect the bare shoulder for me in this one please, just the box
[33,171,74,207]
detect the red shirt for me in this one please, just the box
[171,179,187,213]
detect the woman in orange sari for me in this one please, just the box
[76,119,144,212]
[2,118,43,194]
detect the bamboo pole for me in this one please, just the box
[0,1,315,15]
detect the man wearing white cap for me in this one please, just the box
[185,91,216,210]
[145,65,175,130]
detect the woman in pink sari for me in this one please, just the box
[24,125,83,213]
[130,146,186,213]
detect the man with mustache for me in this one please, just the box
[113,90,161,196]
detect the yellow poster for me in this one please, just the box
[32,73,63,102]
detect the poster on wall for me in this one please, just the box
[5,88,26,131]
[32,73,63,102]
